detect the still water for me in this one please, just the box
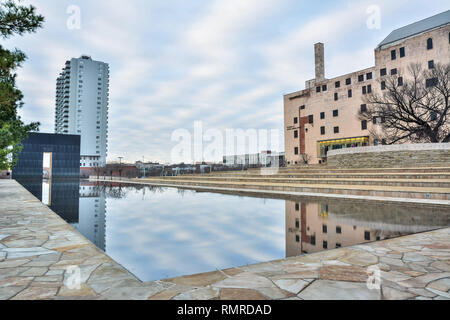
[17,179,450,282]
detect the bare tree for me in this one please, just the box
[301,153,311,164]
[360,63,450,144]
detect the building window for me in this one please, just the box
[323,241,328,249]
[334,126,339,134]
[366,72,373,80]
[311,236,316,246]
[322,84,327,91]
[336,243,342,248]
[316,86,321,93]
[348,89,352,98]
[294,130,298,138]
[334,93,338,101]
[362,86,367,95]
[294,117,298,124]
[295,203,299,211]
[428,60,435,69]
[333,109,339,117]
[320,112,325,119]
[431,111,438,121]
[320,126,325,135]
[391,68,397,75]
[294,147,299,155]
[295,219,300,229]
[336,226,342,234]
[381,81,386,90]
[322,225,327,233]
[364,231,371,241]
[380,68,387,76]
[426,77,438,88]
[391,49,396,60]
[361,104,367,113]
[373,117,377,124]
[398,77,403,86]
[335,81,340,88]
[300,105,306,110]
[346,78,351,85]
[308,115,314,124]
[427,38,433,50]
[358,74,364,82]
[361,120,368,130]
[367,84,372,93]
[295,235,300,243]
[400,47,405,57]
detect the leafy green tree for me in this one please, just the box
[0,0,44,170]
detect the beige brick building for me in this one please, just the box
[284,10,450,165]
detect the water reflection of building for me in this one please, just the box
[71,182,106,251]
[16,179,80,223]
[285,200,449,257]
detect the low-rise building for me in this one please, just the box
[284,10,450,165]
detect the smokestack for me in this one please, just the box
[314,43,325,81]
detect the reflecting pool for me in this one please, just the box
[16,179,450,282]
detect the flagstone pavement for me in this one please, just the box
[1,180,449,300]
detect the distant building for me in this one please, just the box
[55,55,109,169]
[223,151,285,167]
[284,10,450,165]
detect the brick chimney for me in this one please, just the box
[314,43,325,81]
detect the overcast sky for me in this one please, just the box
[6,0,449,163]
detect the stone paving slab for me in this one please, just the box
[1,180,449,300]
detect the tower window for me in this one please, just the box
[361,120,368,130]
[427,38,433,50]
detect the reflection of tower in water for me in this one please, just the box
[72,182,106,251]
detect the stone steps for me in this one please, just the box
[174,172,450,180]
[214,167,450,175]
[141,178,450,200]
[151,176,450,188]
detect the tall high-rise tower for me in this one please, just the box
[55,55,109,168]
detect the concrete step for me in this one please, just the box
[153,176,450,188]
[175,172,450,180]
[141,178,450,200]
[215,167,450,175]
